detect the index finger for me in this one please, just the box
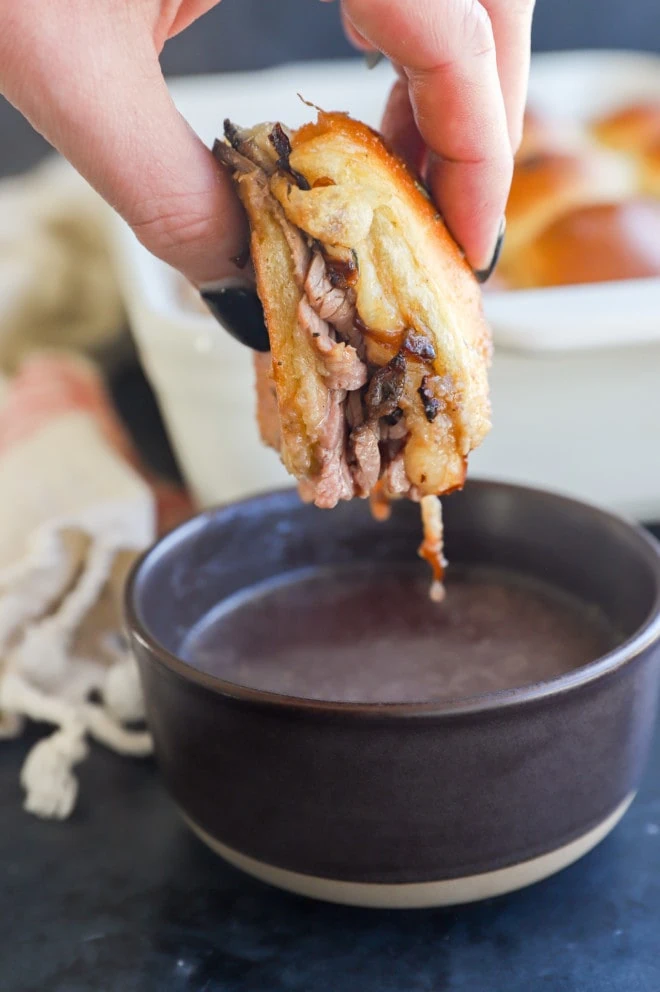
[342,0,512,271]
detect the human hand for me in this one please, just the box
[328,0,536,278]
[0,0,245,287]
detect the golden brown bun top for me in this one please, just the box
[293,114,477,298]
[644,139,660,169]
[506,153,595,225]
[504,199,660,290]
[501,151,632,268]
[495,97,660,291]
[293,112,467,264]
[288,111,491,367]
[591,101,660,153]
[641,139,660,195]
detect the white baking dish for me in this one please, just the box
[490,49,660,351]
[107,52,660,518]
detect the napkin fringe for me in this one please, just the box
[0,667,152,819]
[0,522,153,819]
[21,723,88,820]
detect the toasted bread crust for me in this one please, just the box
[220,111,492,504]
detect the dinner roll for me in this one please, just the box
[640,140,660,196]
[502,199,660,289]
[501,151,635,278]
[591,101,660,154]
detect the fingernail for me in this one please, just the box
[364,51,384,70]
[200,280,270,352]
[474,218,506,284]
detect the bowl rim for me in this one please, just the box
[125,479,660,719]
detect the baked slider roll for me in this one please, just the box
[591,101,660,155]
[641,141,660,197]
[503,199,660,290]
[500,151,637,287]
[214,112,492,597]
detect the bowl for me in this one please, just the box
[125,480,660,908]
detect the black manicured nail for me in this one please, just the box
[364,51,384,70]
[475,218,506,284]
[200,282,270,352]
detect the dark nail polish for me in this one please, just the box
[200,282,270,352]
[475,219,506,284]
[364,51,384,70]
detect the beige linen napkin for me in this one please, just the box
[0,156,124,373]
[0,352,190,820]
[0,155,193,819]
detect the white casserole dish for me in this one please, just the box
[107,51,660,518]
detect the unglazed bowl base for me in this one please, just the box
[182,792,635,909]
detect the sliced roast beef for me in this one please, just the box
[304,252,362,353]
[312,391,354,508]
[217,121,425,510]
[212,140,260,178]
[346,389,364,430]
[298,298,367,391]
[349,422,381,496]
[276,216,311,289]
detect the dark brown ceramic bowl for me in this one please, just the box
[126,480,660,908]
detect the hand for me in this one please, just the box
[330,0,535,276]
[0,0,245,287]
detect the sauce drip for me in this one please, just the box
[418,495,446,602]
[369,479,392,521]
[325,252,359,289]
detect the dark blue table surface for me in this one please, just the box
[2,713,660,992]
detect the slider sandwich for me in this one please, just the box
[214,111,492,598]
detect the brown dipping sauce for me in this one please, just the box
[181,566,620,704]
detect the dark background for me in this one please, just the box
[2,0,660,176]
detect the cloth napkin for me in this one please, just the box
[0,156,125,374]
[0,160,192,819]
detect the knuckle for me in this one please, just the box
[129,192,214,260]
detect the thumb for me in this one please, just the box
[0,6,246,286]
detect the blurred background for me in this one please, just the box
[2,0,660,176]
